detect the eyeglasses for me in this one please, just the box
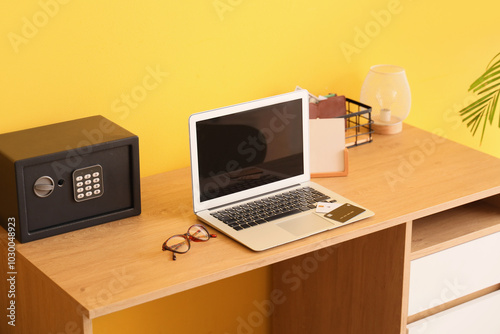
[162,224,217,260]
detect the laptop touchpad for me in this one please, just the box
[277,214,332,237]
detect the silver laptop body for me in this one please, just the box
[189,90,373,251]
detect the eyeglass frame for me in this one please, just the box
[162,224,217,260]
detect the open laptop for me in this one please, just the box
[189,90,373,251]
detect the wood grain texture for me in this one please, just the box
[271,224,408,334]
[2,124,500,332]
[1,233,92,334]
[411,199,500,259]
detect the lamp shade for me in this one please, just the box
[360,65,411,134]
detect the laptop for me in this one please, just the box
[189,90,373,251]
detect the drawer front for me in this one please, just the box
[409,231,500,316]
[407,289,500,333]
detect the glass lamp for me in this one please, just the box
[360,65,411,134]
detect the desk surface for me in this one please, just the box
[10,124,500,319]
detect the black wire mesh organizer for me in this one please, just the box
[337,98,373,148]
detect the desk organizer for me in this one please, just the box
[342,98,373,147]
[310,97,373,148]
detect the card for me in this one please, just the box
[324,203,366,223]
[316,201,341,213]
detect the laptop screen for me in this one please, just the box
[196,98,304,202]
[189,90,311,212]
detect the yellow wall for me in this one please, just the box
[2,0,500,333]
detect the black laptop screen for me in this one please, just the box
[196,98,304,202]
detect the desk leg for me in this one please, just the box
[272,224,409,334]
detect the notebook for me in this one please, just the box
[188,90,373,251]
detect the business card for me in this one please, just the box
[316,201,341,213]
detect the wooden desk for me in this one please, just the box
[2,124,500,333]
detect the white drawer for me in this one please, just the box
[407,289,500,333]
[408,231,500,316]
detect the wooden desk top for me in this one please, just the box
[7,124,500,319]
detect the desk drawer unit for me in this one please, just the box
[408,231,500,316]
[407,289,500,333]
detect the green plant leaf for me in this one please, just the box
[459,52,500,144]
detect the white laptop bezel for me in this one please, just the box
[189,90,311,213]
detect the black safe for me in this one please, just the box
[0,116,141,243]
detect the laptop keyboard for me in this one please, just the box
[210,187,332,231]
[206,174,281,200]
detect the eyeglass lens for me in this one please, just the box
[165,235,190,253]
[188,225,210,241]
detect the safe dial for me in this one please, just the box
[33,176,55,198]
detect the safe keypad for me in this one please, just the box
[73,165,104,202]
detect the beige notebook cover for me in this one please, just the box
[309,118,347,177]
